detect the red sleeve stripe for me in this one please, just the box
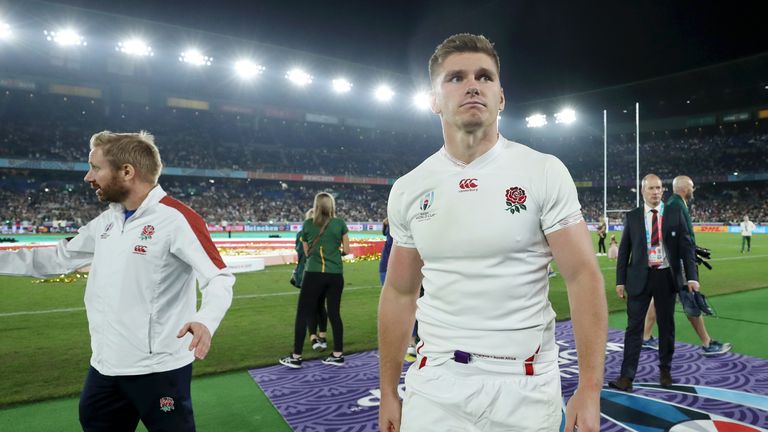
[160,196,226,270]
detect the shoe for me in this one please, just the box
[279,354,303,369]
[322,353,345,366]
[642,336,659,350]
[312,337,328,352]
[660,368,673,388]
[702,340,732,356]
[406,344,417,356]
[608,376,633,392]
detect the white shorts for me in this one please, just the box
[401,356,563,432]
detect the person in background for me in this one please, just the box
[740,215,756,253]
[296,208,329,352]
[0,131,234,431]
[607,234,619,260]
[597,216,607,256]
[610,174,698,392]
[280,192,350,368]
[380,217,394,285]
[641,175,731,356]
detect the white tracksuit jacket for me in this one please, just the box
[0,185,234,376]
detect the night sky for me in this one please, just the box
[8,0,768,103]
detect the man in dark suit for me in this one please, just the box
[609,174,699,391]
[642,175,732,355]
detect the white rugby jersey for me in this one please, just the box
[0,185,234,376]
[388,135,581,360]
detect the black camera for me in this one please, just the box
[695,245,712,270]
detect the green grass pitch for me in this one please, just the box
[0,231,765,407]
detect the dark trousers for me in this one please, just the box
[79,363,195,432]
[295,272,344,354]
[742,236,751,252]
[598,236,606,253]
[620,267,677,380]
[309,299,328,335]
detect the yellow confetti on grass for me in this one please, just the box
[31,272,88,284]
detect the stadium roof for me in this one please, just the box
[1,0,767,127]
[27,0,768,103]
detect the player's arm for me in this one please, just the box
[378,244,423,432]
[170,214,234,360]
[0,228,95,278]
[547,220,607,432]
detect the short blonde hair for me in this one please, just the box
[429,33,500,83]
[89,130,163,184]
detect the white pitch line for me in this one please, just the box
[0,285,382,318]
[0,306,86,317]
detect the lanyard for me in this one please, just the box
[645,202,664,247]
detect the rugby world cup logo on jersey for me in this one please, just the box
[415,191,437,222]
[419,191,434,211]
[458,178,478,192]
[140,225,155,241]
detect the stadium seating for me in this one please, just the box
[1,91,766,227]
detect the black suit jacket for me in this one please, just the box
[616,204,698,296]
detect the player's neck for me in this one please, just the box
[121,183,155,211]
[442,125,499,165]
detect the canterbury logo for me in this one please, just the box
[458,178,478,190]
[133,245,147,254]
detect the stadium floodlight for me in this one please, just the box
[374,85,394,102]
[412,91,431,110]
[286,68,313,86]
[526,113,548,128]
[332,78,352,94]
[0,22,11,40]
[234,59,265,79]
[116,39,153,57]
[554,108,576,125]
[44,29,87,46]
[179,49,212,66]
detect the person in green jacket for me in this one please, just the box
[642,176,732,355]
[281,192,350,368]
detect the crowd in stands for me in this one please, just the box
[1,170,765,230]
[1,90,766,229]
[0,91,436,178]
[0,171,390,228]
[3,91,768,183]
[526,128,768,185]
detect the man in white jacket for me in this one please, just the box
[0,131,234,431]
[740,215,756,253]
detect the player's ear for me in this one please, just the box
[430,89,440,115]
[121,164,137,181]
